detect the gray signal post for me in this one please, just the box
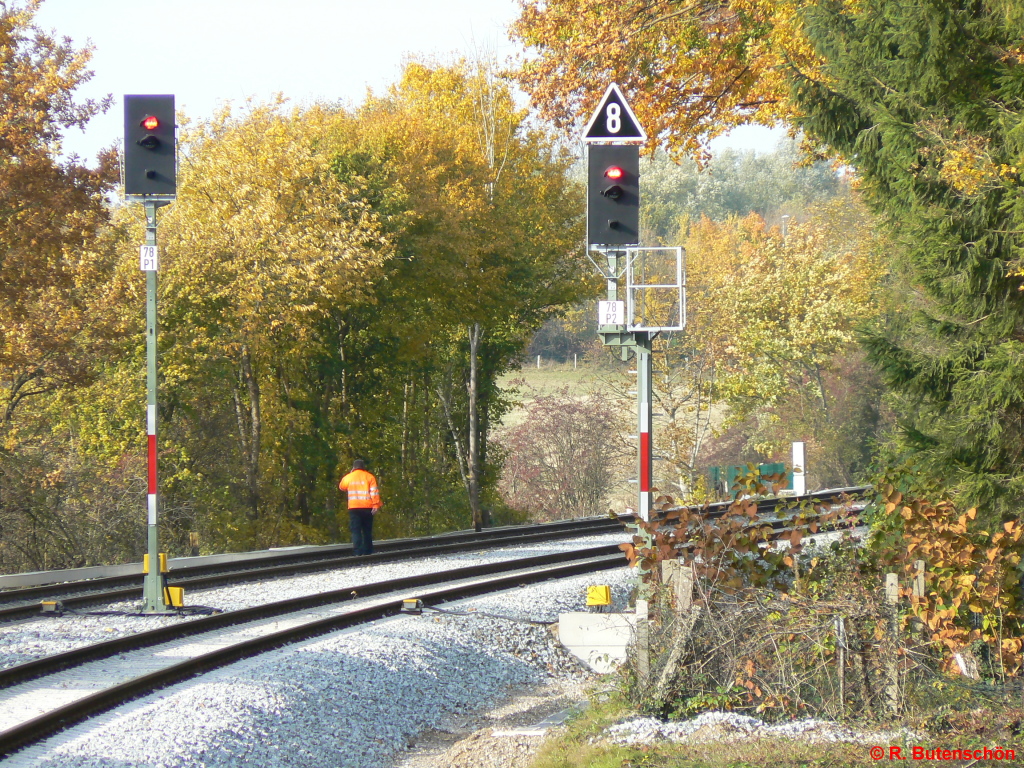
[141,201,168,612]
[125,95,176,613]
[584,84,654,520]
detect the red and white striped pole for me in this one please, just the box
[637,336,653,520]
[148,404,157,522]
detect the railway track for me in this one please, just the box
[0,545,624,759]
[0,487,870,761]
[0,517,624,623]
[0,515,625,598]
[0,487,869,624]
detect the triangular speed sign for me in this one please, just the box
[583,83,647,143]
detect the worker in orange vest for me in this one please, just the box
[339,459,382,555]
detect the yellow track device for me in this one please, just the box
[401,598,423,615]
[142,552,168,574]
[164,586,185,608]
[586,585,611,607]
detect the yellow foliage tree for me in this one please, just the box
[511,0,830,158]
[349,60,586,531]
[111,101,393,535]
[0,0,113,429]
[0,1,121,572]
[633,198,886,495]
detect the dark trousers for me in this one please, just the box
[348,508,375,555]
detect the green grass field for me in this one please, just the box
[497,358,622,429]
[500,358,609,393]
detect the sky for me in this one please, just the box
[36,0,783,163]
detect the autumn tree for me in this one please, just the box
[339,60,587,534]
[690,200,886,486]
[511,0,828,159]
[151,103,390,546]
[0,1,117,572]
[47,101,393,558]
[616,198,886,496]
[166,102,388,524]
[0,0,113,427]
[494,386,630,519]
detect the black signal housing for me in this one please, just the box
[124,95,176,197]
[587,145,639,246]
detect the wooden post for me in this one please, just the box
[661,560,693,613]
[835,616,846,715]
[635,598,650,680]
[885,572,900,715]
[911,560,926,641]
[912,560,925,601]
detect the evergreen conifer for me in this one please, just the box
[791,0,1024,519]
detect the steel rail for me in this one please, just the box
[0,544,621,690]
[0,487,869,605]
[0,487,868,625]
[0,515,621,603]
[0,522,622,623]
[0,496,864,691]
[0,487,868,610]
[0,551,624,759]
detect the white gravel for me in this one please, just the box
[0,533,625,671]
[4,566,635,768]
[604,712,918,746]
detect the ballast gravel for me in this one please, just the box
[8,568,634,768]
[0,533,623,671]
[604,712,919,746]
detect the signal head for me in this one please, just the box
[587,143,639,246]
[124,94,176,197]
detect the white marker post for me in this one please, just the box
[792,441,807,495]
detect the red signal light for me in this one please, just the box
[141,115,160,131]
[605,166,625,180]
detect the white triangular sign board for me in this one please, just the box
[583,83,647,143]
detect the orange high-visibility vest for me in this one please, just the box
[339,469,382,510]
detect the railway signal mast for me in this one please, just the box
[124,95,176,613]
[584,85,686,521]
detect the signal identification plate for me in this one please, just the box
[139,245,159,272]
[598,300,625,325]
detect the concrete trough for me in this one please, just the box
[557,611,638,673]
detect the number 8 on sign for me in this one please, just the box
[606,103,621,133]
[583,84,648,143]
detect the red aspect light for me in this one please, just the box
[605,166,625,180]
[141,115,160,131]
